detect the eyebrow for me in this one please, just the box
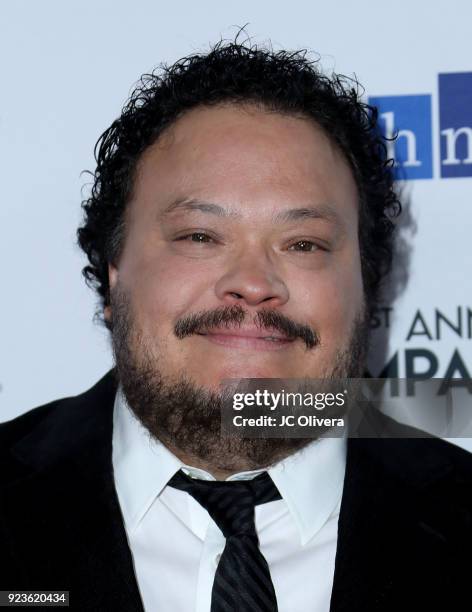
[272,205,341,225]
[161,197,344,227]
[162,198,236,218]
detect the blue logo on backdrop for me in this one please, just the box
[369,95,433,180]
[439,72,472,178]
[369,71,472,180]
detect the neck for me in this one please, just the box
[164,442,264,481]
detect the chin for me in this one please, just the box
[193,366,295,388]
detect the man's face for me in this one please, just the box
[106,104,367,472]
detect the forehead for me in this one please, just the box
[130,103,359,222]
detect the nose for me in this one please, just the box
[214,248,290,308]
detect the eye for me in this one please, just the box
[176,232,214,243]
[288,240,319,252]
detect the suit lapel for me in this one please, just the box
[330,437,405,611]
[3,371,145,611]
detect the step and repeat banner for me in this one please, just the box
[366,70,472,447]
[0,1,470,448]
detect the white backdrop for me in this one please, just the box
[1,0,471,449]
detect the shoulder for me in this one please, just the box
[0,370,118,478]
[353,431,472,480]
[0,370,117,443]
[0,398,66,449]
[348,414,472,517]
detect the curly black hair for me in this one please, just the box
[77,39,400,325]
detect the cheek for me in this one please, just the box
[295,254,364,340]
[120,250,214,331]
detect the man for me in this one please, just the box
[1,41,471,611]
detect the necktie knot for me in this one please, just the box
[167,470,281,538]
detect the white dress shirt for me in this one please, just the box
[112,387,347,612]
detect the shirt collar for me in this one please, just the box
[112,387,346,545]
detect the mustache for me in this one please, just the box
[174,304,319,349]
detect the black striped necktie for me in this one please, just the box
[167,469,282,611]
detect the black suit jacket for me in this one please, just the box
[1,370,471,611]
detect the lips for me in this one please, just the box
[196,327,295,351]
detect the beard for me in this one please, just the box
[109,284,369,474]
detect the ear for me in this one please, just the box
[104,263,118,323]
